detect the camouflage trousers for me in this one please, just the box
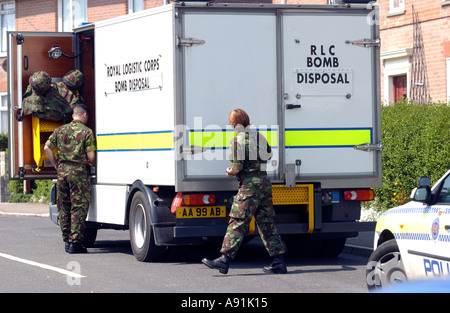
[220,176,286,259]
[56,163,91,244]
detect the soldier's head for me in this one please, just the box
[229,109,250,129]
[73,103,89,124]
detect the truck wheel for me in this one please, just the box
[284,234,323,257]
[83,228,98,248]
[321,238,346,257]
[366,239,407,290]
[129,191,166,262]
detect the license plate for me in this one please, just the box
[176,206,226,219]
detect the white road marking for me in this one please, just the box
[0,252,85,278]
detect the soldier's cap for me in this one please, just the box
[75,103,90,115]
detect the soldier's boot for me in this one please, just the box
[68,242,87,254]
[263,254,287,274]
[202,254,231,274]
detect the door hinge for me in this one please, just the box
[346,38,380,48]
[176,37,205,47]
[354,142,383,152]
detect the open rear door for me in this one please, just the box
[7,32,75,179]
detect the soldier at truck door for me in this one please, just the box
[202,109,287,274]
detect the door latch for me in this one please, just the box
[286,104,301,110]
[345,38,380,48]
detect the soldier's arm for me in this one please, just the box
[87,151,95,166]
[44,145,58,170]
[227,136,243,177]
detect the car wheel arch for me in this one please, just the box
[377,229,395,247]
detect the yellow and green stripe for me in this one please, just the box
[96,128,372,152]
[285,128,372,149]
[97,131,174,152]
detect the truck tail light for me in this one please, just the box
[183,194,216,206]
[170,192,216,213]
[171,192,183,213]
[343,189,374,201]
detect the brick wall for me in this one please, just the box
[16,0,58,31]
[379,0,450,102]
[3,0,450,102]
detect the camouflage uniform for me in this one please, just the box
[220,128,286,259]
[22,70,84,123]
[45,119,96,244]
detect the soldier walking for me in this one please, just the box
[44,103,96,254]
[202,109,287,274]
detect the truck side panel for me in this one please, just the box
[94,7,176,187]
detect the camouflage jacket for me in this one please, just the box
[228,128,272,175]
[45,119,96,166]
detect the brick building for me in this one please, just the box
[0,0,449,134]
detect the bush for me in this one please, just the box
[31,179,53,203]
[0,133,7,151]
[7,179,53,203]
[7,180,32,203]
[372,100,450,211]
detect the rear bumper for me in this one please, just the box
[174,221,376,238]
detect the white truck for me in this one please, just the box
[7,2,381,261]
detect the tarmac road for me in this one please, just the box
[0,201,375,255]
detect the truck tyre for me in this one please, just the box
[366,239,407,290]
[284,234,323,257]
[83,228,98,248]
[321,238,346,257]
[129,191,166,262]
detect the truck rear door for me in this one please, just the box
[7,32,75,180]
[177,6,381,191]
[178,9,279,191]
[281,10,381,187]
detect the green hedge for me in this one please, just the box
[372,101,450,211]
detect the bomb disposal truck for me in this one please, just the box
[7,2,381,261]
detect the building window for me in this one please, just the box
[129,0,144,13]
[58,0,87,32]
[389,0,405,15]
[0,93,8,134]
[0,2,14,54]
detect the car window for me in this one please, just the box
[437,175,450,203]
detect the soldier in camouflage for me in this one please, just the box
[44,103,96,254]
[202,109,287,274]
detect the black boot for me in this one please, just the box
[65,242,70,253]
[68,242,87,254]
[202,254,231,274]
[263,254,287,274]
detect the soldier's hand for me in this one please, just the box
[226,168,239,177]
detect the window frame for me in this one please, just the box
[0,1,14,56]
[128,0,144,14]
[58,0,87,32]
[388,0,406,16]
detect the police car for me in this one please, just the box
[366,169,450,290]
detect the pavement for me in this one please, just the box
[0,202,375,257]
[0,202,50,217]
